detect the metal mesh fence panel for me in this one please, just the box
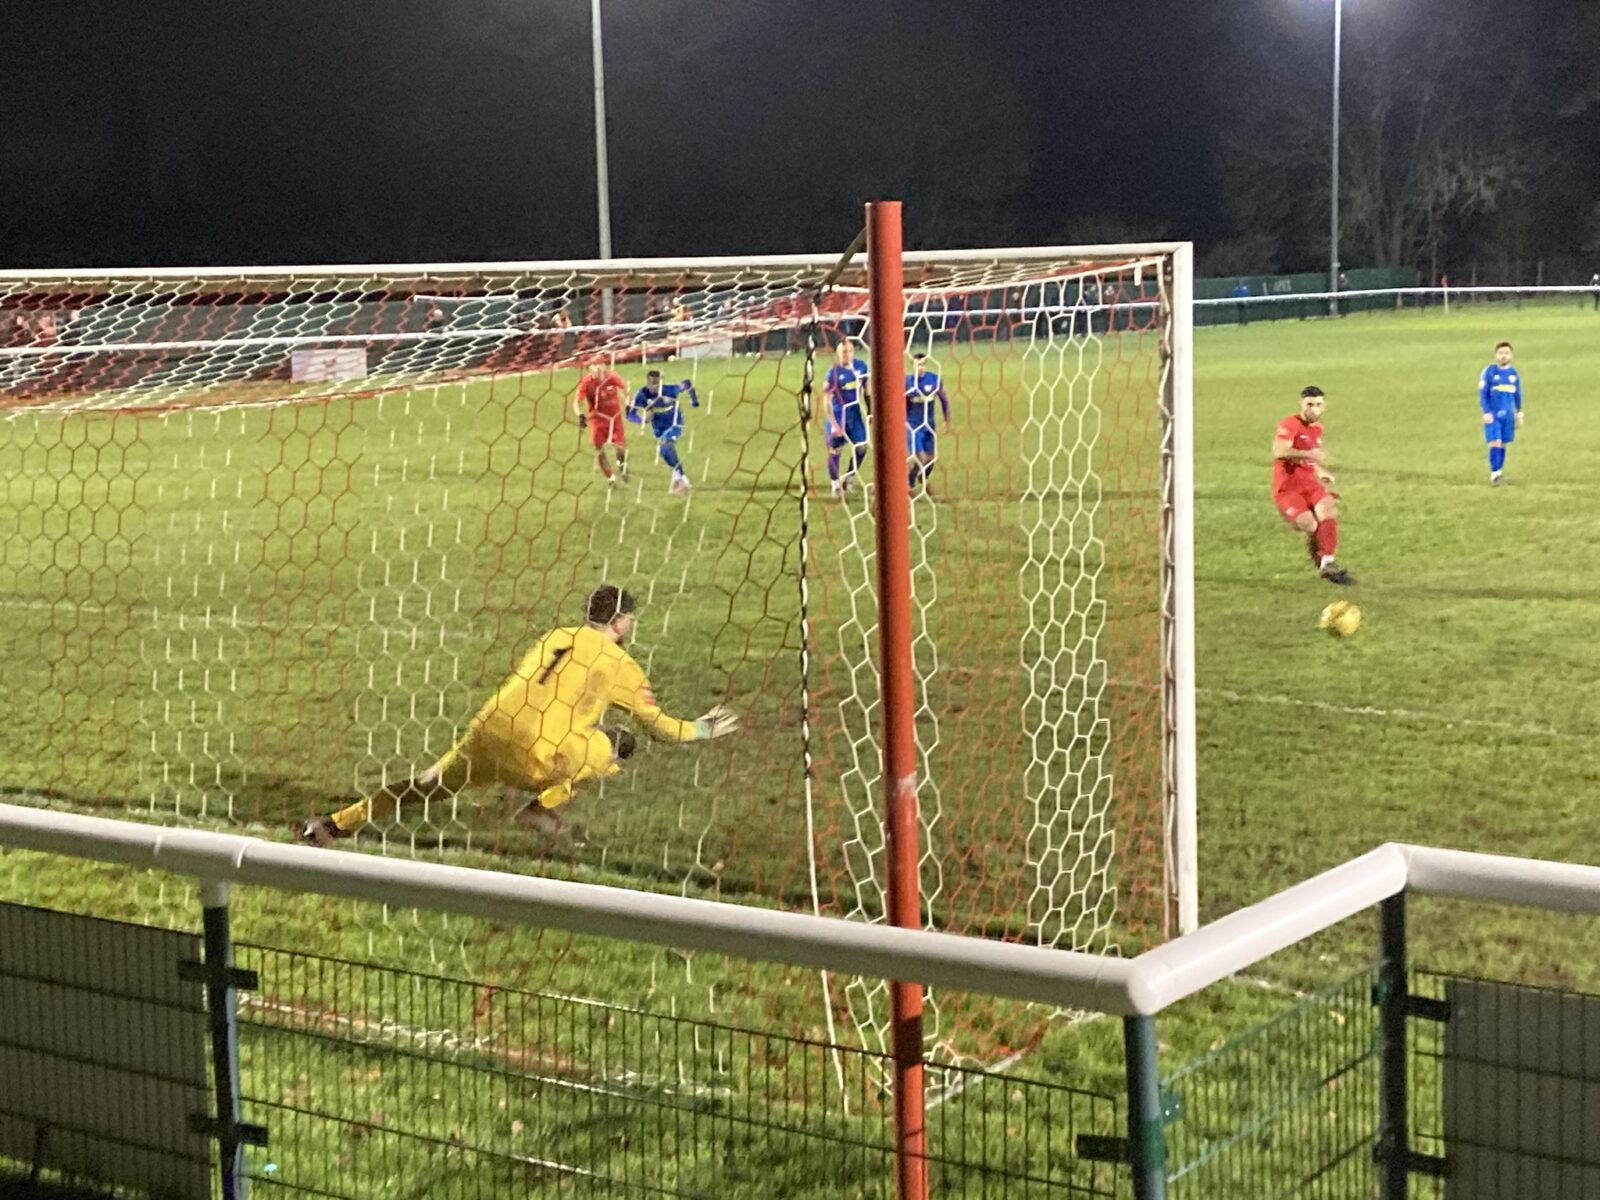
[1410,969,1600,1199]
[233,942,1124,1200]
[1162,968,1382,1198]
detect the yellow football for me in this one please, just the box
[1319,600,1362,638]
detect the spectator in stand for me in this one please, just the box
[554,310,575,356]
[6,312,32,347]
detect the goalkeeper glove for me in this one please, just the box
[693,704,740,740]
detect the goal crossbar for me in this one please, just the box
[0,243,1193,285]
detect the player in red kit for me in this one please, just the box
[575,361,630,485]
[1272,385,1354,585]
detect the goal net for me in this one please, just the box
[0,243,1193,1065]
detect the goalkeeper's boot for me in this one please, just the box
[516,803,564,839]
[602,726,638,761]
[1319,562,1356,586]
[299,815,350,848]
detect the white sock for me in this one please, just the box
[1320,555,1335,569]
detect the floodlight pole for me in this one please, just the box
[1329,0,1343,317]
[590,0,616,326]
[867,199,928,1200]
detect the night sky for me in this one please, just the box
[5,1,1597,275]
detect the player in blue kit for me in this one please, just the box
[824,339,870,498]
[1478,341,1524,486]
[905,353,951,495]
[628,370,700,493]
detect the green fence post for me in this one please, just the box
[183,880,268,1200]
[1125,1015,1167,1200]
[1378,892,1408,1200]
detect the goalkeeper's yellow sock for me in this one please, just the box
[535,780,573,810]
[331,799,372,833]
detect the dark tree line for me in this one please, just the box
[1203,0,1600,280]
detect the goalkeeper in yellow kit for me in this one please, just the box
[299,585,739,846]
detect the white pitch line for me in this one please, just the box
[1200,686,1581,741]
[0,594,479,645]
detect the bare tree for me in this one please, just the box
[1214,0,1564,272]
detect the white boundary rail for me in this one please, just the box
[1213,282,1599,310]
[3,803,1599,1018]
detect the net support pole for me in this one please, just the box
[866,199,927,1200]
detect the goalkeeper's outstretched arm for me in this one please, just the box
[610,654,739,742]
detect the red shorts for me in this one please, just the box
[1273,478,1327,523]
[588,411,625,449]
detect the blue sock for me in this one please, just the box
[660,443,681,472]
[1489,446,1505,473]
[827,452,840,483]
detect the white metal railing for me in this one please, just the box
[0,803,1143,1013]
[1206,282,1599,309]
[3,802,1599,1017]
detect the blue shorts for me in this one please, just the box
[906,426,937,458]
[1483,411,1516,444]
[829,412,868,450]
[652,422,682,444]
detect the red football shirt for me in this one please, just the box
[578,371,627,416]
[1272,414,1322,491]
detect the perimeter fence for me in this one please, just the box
[3,815,1600,1200]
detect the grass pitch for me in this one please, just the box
[1,298,1598,1194]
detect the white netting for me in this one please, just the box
[0,249,1179,1067]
